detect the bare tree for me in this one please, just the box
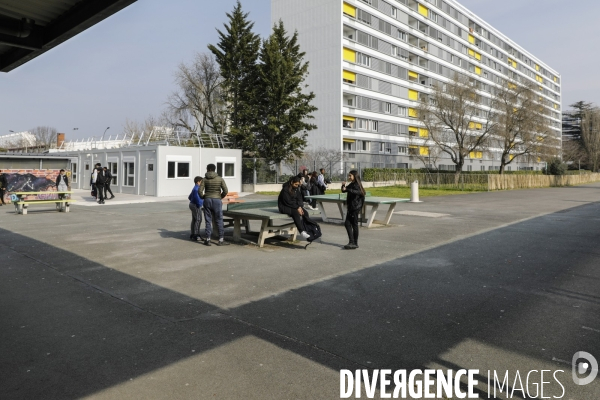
[416,74,497,180]
[283,147,344,177]
[494,80,558,174]
[562,139,586,169]
[29,126,58,151]
[166,53,228,138]
[581,108,600,172]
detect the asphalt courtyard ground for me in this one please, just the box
[1,184,600,399]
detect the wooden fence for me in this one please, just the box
[371,171,600,191]
[487,173,600,190]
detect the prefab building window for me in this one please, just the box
[108,162,118,185]
[167,161,190,179]
[217,162,235,178]
[71,163,78,183]
[123,162,135,186]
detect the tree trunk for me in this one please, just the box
[499,159,506,175]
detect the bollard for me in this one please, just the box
[410,180,422,203]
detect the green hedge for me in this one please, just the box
[361,168,543,180]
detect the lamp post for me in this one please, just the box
[101,127,110,141]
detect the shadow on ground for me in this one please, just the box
[1,202,600,399]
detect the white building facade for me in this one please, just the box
[272,0,562,171]
[64,146,242,197]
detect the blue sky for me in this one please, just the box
[0,0,597,140]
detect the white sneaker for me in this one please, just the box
[300,231,310,239]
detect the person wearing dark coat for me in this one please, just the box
[307,171,320,210]
[278,176,310,239]
[55,169,70,211]
[0,169,7,206]
[341,170,365,250]
[103,167,115,200]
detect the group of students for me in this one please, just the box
[90,163,115,204]
[296,168,328,210]
[188,163,230,246]
[278,169,366,249]
[186,166,365,249]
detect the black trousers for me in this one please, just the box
[0,187,5,204]
[281,205,304,232]
[96,184,105,201]
[345,209,360,244]
[104,184,114,198]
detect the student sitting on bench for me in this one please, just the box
[277,176,310,239]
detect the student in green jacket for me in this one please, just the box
[199,164,230,246]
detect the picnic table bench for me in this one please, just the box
[223,200,319,247]
[306,193,409,228]
[11,191,76,215]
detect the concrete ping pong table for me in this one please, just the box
[306,193,410,228]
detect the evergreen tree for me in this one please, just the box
[208,1,260,152]
[253,21,317,167]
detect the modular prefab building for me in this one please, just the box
[64,145,242,197]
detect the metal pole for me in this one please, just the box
[253,158,257,186]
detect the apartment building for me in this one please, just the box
[272,0,562,171]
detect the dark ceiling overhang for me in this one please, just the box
[0,0,137,72]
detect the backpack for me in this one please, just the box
[301,213,322,249]
[95,169,107,185]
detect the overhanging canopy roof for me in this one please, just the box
[0,0,137,72]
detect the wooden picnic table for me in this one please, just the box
[223,200,319,247]
[11,191,75,215]
[306,193,409,228]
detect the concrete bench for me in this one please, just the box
[223,200,320,247]
[12,191,76,215]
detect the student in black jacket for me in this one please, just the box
[103,167,115,199]
[278,176,310,239]
[0,169,7,206]
[341,170,365,249]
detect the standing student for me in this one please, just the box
[55,169,69,211]
[94,165,107,204]
[341,170,365,250]
[307,171,320,210]
[0,169,7,206]
[188,176,204,241]
[199,164,229,246]
[317,168,328,193]
[278,176,310,239]
[91,162,100,199]
[103,167,115,200]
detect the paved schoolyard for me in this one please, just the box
[1,185,599,399]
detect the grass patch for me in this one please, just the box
[257,186,483,197]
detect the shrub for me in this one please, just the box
[547,158,567,175]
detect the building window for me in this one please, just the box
[358,53,371,67]
[398,146,407,154]
[361,141,371,151]
[167,161,190,179]
[343,119,355,129]
[343,142,352,151]
[108,162,118,185]
[379,142,385,153]
[385,102,392,114]
[398,30,407,42]
[123,162,135,186]
[398,107,407,117]
[385,143,391,154]
[71,163,78,183]
[217,162,235,178]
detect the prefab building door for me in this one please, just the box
[144,159,156,196]
[82,161,91,189]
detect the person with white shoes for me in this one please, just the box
[278,176,310,239]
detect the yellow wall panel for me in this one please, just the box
[468,35,475,44]
[343,116,356,122]
[408,90,419,100]
[343,2,356,17]
[475,52,481,61]
[409,108,418,117]
[419,128,428,137]
[343,48,356,63]
[419,147,429,156]
[343,70,356,81]
[419,4,428,17]
[475,66,481,75]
